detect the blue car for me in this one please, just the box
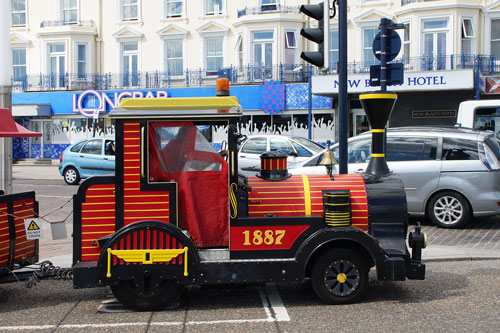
[59,136,115,185]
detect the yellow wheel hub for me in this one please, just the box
[337,273,347,283]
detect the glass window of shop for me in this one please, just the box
[51,117,115,144]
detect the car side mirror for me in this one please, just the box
[289,152,299,157]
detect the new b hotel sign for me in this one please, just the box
[312,69,474,95]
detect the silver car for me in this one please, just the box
[290,127,500,228]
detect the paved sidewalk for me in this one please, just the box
[13,162,61,180]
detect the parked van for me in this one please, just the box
[456,99,500,133]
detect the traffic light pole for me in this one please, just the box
[338,0,348,174]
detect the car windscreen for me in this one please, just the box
[292,137,324,153]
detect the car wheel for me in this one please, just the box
[311,249,369,304]
[64,167,80,185]
[427,191,471,228]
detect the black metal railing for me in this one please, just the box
[237,5,300,18]
[40,19,95,27]
[11,54,500,92]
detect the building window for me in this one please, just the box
[491,19,500,56]
[49,43,66,88]
[165,0,182,18]
[252,31,273,66]
[122,43,139,86]
[329,30,339,71]
[205,0,222,16]
[205,37,223,75]
[11,0,26,26]
[261,0,279,11]
[77,44,86,78]
[235,34,243,70]
[12,48,26,83]
[422,19,448,70]
[61,0,78,24]
[461,18,475,55]
[403,23,410,61]
[285,31,296,65]
[121,0,138,21]
[165,39,183,75]
[363,28,377,64]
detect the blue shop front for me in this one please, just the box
[12,82,334,160]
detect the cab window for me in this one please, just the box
[80,139,103,155]
[70,141,86,153]
[270,138,294,155]
[331,138,371,164]
[241,138,267,154]
[442,137,478,160]
[386,137,437,161]
[291,141,313,157]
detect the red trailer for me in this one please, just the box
[0,108,41,281]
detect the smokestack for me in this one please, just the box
[359,92,397,177]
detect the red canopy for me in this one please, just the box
[0,108,41,137]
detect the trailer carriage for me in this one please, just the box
[72,90,426,310]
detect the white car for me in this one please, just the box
[238,135,325,171]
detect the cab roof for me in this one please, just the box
[108,96,242,119]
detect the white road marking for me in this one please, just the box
[0,284,290,330]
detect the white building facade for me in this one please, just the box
[9,0,500,159]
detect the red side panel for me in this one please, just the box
[247,174,369,232]
[0,203,9,267]
[80,184,116,261]
[123,122,170,226]
[12,199,37,262]
[308,174,369,232]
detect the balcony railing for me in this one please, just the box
[11,55,500,92]
[40,20,95,28]
[237,5,300,18]
[401,0,440,6]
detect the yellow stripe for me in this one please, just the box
[359,93,397,100]
[82,224,115,227]
[371,153,385,157]
[124,216,168,219]
[82,209,115,213]
[251,210,305,214]
[249,203,305,207]
[302,175,311,216]
[371,129,385,133]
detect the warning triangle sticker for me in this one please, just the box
[28,220,40,230]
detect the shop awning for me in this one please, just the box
[0,108,42,137]
[12,104,51,116]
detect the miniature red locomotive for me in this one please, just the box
[71,87,426,310]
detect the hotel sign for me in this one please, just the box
[412,110,457,118]
[312,69,474,95]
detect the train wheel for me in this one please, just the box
[311,249,368,304]
[110,279,183,311]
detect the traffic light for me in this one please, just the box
[300,1,329,72]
